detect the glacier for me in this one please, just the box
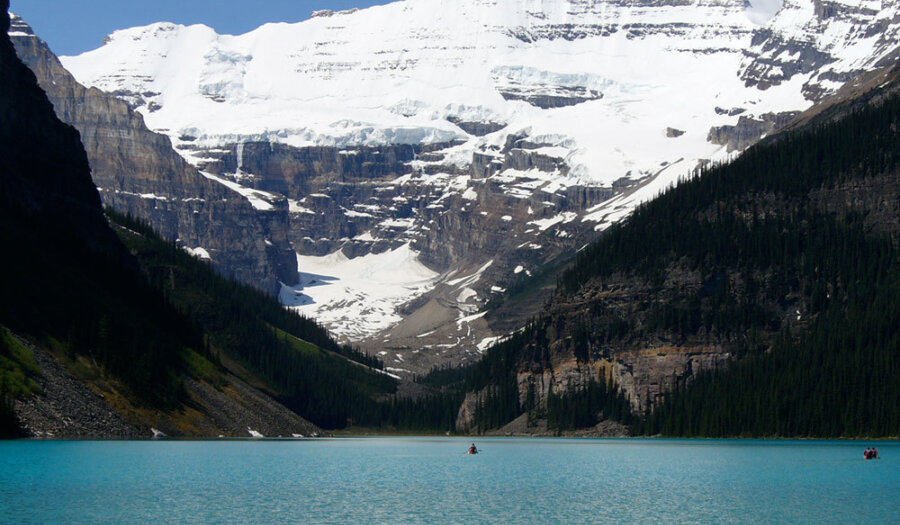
[54,0,900,372]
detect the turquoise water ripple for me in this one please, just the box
[0,438,897,524]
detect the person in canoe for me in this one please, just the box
[468,443,478,455]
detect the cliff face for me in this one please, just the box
[9,16,297,294]
[0,9,117,256]
[490,169,899,423]
[195,137,616,372]
[55,0,900,372]
[456,67,900,431]
[0,4,317,437]
[739,0,900,99]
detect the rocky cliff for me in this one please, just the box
[199,136,618,373]
[455,67,900,431]
[0,4,316,438]
[56,0,900,373]
[10,328,321,439]
[9,16,297,294]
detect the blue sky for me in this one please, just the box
[11,0,390,56]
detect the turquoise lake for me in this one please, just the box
[0,438,897,523]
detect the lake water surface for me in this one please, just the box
[0,438,897,523]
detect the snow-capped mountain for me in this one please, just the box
[9,14,299,295]
[59,0,900,374]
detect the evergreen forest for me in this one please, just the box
[426,87,900,437]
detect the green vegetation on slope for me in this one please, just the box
[109,209,397,429]
[0,325,40,437]
[1,1,203,413]
[0,199,203,410]
[0,326,41,399]
[573,91,900,436]
[428,88,900,437]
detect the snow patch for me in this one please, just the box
[446,260,494,288]
[183,246,211,260]
[456,310,487,327]
[200,172,279,211]
[279,243,439,341]
[456,287,478,303]
[477,336,502,353]
[288,199,316,214]
[745,0,784,25]
[528,212,577,231]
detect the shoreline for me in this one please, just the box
[4,434,900,442]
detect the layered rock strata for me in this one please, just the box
[10,16,297,294]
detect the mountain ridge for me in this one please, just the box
[450,70,900,436]
[0,4,384,437]
[9,14,298,295]
[26,0,900,374]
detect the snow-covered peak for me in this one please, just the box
[61,0,778,186]
[60,0,899,187]
[8,12,36,37]
[33,0,900,365]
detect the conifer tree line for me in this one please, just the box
[109,210,478,431]
[560,90,900,437]
[109,209,384,370]
[424,88,900,437]
[0,327,35,437]
[0,204,201,409]
[544,375,632,431]
[109,210,395,428]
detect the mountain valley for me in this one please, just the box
[3,0,899,438]
[43,0,900,375]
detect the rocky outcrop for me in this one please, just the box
[198,142,424,195]
[707,111,800,152]
[811,173,900,241]
[13,335,321,439]
[10,16,297,294]
[509,346,732,417]
[498,86,603,108]
[739,0,900,100]
[485,413,630,437]
[455,390,483,434]
[14,343,139,439]
[189,134,616,370]
[740,28,835,92]
[446,117,507,137]
[611,347,732,413]
[778,61,900,132]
